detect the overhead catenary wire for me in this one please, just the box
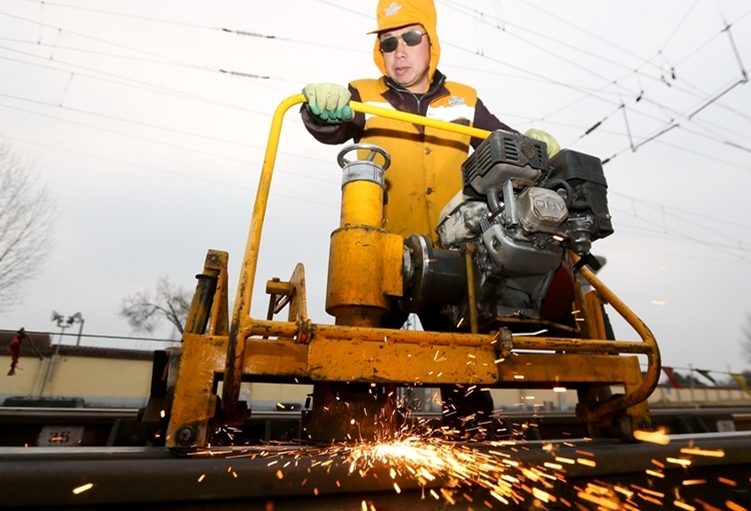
[435,0,751,168]
[2,2,748,260]
[5,11,724,180]
[441,0,681,89]
[7,0,745,150]
[0,47,280,114]
[438,0,751,144]
[0,91,345,172]
[610,190,751,232]
[1,21,748,258]
[3,2,747,177]
[608,206,751,261]
[1,134,339,210]
[597,238,751,266]
[4,0,373,55]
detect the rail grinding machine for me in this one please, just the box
[145,95,661,449]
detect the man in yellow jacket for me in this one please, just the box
[302,0,559,438]
[303,0,525,247]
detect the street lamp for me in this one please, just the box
[50,311,70,351]
[41,311,75,398]
[50,311,85,347]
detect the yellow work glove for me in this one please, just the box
[524,128,561,158]
[302,83,354,124]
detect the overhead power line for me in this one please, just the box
[2,134,339,210]
[435,0,751,162]
[0,97,341,184]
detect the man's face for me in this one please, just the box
[380,24,431,93]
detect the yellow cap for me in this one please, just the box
[370,0,440,84]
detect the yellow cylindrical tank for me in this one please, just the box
[325,144,403,327]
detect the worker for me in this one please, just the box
[7,328,28,376]
[301,0,559,438]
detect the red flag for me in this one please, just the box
[662,366,683,389]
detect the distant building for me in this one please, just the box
[1,329,153,408]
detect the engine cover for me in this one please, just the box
[436,196,488,248]
[516,187,569,234]
[481,222,564,277]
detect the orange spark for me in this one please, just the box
[674,501,696,511]
[718,477,737,487]
[637,493,663,506]
[666,457,691,466]
[680,447,725,458]
[726,501,749,511]
[555,457,576,465]
[576,491,620,510]
[633,429,670,445]
[682,479,706,486]
[72,483,93,495]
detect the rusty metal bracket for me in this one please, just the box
[264,263,309,323]
[491,329,513,361]
[569,253,661,424]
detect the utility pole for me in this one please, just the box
[40,311,83,397]
[68,313,85,346]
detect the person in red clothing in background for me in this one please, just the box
[7,327,29,375]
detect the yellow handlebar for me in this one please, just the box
[350,99,493,140]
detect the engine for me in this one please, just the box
[401,131,613,330]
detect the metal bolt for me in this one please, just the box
[175,426,196,446]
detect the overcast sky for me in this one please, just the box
[1,0,750,381]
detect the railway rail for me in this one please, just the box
[2,431,751,509]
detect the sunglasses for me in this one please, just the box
[379,30,426,53]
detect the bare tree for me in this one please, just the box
[119,276,192,335]
[0,138,57,311]
[742,312,751,365]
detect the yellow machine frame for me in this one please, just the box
[165,95,661,448]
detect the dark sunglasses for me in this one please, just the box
[379,30,426,53]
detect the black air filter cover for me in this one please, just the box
[547,149,614,239]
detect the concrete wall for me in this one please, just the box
[0,355,45,397]
[649,385,751,407]
[1,354,151,408]
[3,352,750,410]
